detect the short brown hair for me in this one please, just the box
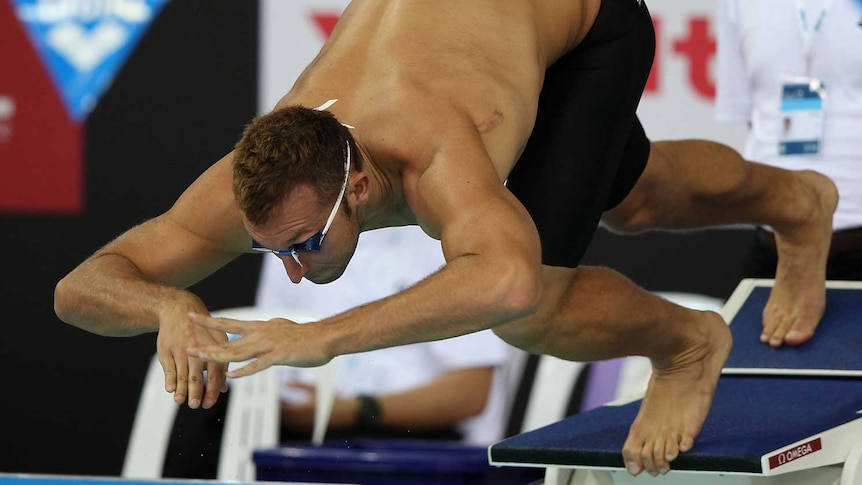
[232,106,360,225]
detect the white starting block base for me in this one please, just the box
[544,464,845,485]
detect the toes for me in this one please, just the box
[762,310,792,348]
[624,458,643,476]
[641,445,657,476]
[652,440,670,475]
[760,310,779,345]
[625,432,691,476]
[622,436,645,476]
[765,327,786,348]
[769,334,785,348]
[679,433,695,454]
[664,436,680,463]
[784,326,815,347]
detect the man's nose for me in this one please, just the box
[280,254,308,283]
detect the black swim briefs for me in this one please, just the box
[506,0,655,268]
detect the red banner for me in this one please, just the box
[0,0,83,215]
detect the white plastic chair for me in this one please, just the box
[122,306,322,481]
[123,350,179,479]
[518,356,588,433]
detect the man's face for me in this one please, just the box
[246,184,359,284]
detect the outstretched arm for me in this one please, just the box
[54,152,251,408]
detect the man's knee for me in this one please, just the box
[492,265,577,353]
[493,314,553,354]
[493,322,542,353]
[602,142,668,233]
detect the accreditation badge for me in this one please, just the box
[779,75,826,156]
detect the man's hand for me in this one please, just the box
[157,310,229,409]
[185,313,333,377]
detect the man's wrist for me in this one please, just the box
[157,289,205,328]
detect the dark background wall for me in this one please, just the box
[0,0,756,477]
[0,0,260,476]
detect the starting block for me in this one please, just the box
[489,279,862,485]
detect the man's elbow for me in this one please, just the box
[53,274,77,325]
[54,269,94,330]
[463,384,494,418]
[54,275,117,336]
[461,396,490,419]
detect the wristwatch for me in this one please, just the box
[357,394,382,430]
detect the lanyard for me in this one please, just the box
[796,0,835,75]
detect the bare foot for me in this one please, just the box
[762,170,838,347]
[622,311,731,476]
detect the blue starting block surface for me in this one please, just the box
[722,280,862,376]
[489,375,862,475]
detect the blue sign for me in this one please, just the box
[14,0,168,120]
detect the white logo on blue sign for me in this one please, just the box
[14,0,168,120]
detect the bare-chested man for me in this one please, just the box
[54,0,837,477]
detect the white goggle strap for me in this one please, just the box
[321,140,351,235]
[313,98,356,129]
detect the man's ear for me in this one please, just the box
[350,172,371,204]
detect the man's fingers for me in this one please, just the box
[158,351,178,393]
[186,355,206,409]
[189,312,249,334]
[173,352,189,404]
[187,335,261,364]
[226,358,268,379]
[203,361,227,409]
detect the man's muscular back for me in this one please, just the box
[273,0,600,182]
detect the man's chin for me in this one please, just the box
[306,267,347,284]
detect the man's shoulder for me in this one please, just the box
[166,152,250,253]
[362,97,473,167]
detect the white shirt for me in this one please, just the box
[255,226,512,445]
[715,0,862,230]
